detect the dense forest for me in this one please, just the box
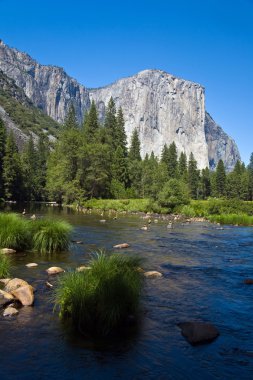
[0,98,253,211]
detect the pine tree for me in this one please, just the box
[83,100,99,141]
[3,132,23,200]
[248,153,253,200]
[104,97,117,147]
[36,135,49,200]
[188,152,199,199]
[0,117,6,198]
[128,128,141,161]
[115,107,128,157]
[215,159,226,197]
[64,103,79,129]
[200,167,211,199]
[178,151,188,182]
[161,144,169,166]
[167,142,178,178]
[21,136,37,200]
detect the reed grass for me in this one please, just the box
[54,252,143,336]
[0,213,31,250]
[208,214,253,226]
[32,218,72,254]
[0,252,11,278]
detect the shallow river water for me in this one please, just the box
[1,205,253,379]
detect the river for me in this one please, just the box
[0,205,253,379]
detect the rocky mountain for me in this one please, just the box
[0,39,240,169]
[0,69,59,149]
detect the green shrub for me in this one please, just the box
[0,253,11,278]
[158,179,190,210]
[54,253,143,336]
[180,205,196,217]
[208,214,253,226]
[0,213,31,250]
[32,218,72,254]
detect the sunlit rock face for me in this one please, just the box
[0,40,240,169]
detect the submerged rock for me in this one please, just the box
[76,266,91,272]
[26,263,38,268]
[0,289,14,300]
[0,278,11,285]
[5,278,29,293]
[144,271,163,278]
[113,243,130,249]
[1,248,16,254]
[178,321,219,345]
[244,279,253,285]
[3,306,19,316]
[46,267,65,275]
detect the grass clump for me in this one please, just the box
[0,252,11,278]
[0,213,31,250]
[208,214,253,226]
[32,219,72,254]
[54,253,143,337]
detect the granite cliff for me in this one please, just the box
[0,39,240,169]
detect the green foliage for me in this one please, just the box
[208,214,253,226]
[158,178,190,210]
[54,253,143,336]
[64,103,79,129]
[188,152,199,199]
[31,218,72,254]
[0,213,31,250]
[0,117,6,197]
[0,252,11,278]
[83,100,99,141]
[129,128,141,162]
[215,159,226,197]
[82,198,151,212]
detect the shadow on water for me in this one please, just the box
[1,204,253,379]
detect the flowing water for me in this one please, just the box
[1,205,253,379]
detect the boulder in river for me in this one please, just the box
[113,243,130,249]
[26,263,38,268]
[0,289,14,300]
[11,285,34,306]
[178,321,219,345]
[3,306,19,316]
[5,278,29,293]
[144,271,163,278]
[46,267,65,275]
[1,248,16,254]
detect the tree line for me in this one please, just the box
[0,98,253,205]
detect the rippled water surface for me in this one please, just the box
[1,205,253,379]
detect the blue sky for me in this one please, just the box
[0,0,252,163]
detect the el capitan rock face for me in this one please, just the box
[0,39,240,169]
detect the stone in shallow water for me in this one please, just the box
[178,321,219,345]
[244,279,253,285]
[46,267,65,275]
[144,271,163,278]
[0,289,14,300]
[76,266,91,272]
[11,285,34,306]
[5,278,29,293]
[3,306,19,316]
[0,278,11,285]
[26,263,38,268]
[113,243,130,249]
[1,248,16,254]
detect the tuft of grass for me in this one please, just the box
[0,252,11,278]
[54,252,143,336]
[0,213,31,250]
[208,214,253,226]
[32,218,72,254]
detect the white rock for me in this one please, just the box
[3,306,19,317]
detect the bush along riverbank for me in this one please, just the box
[73,198,253,226]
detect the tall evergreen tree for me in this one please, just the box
[83,100,99,141]
[248,153,253,200]
[21,136,37,200]
[188,152,199,199]
[178,151,188,182]
[104,97,117,146]
[3,132,22,200]
[167,142,178,178]
[64,103,79,129]
[0,117,6,198]
[128,128,141,161]
[115,107,128,157]
[200,167,211,199]
[215,159,226,197]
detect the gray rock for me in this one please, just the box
[3,306,19,316]
[0,40,240,170]
[178,321,219,345]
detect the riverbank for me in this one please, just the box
[72,198,253,226]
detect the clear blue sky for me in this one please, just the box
[0,0,252,163]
